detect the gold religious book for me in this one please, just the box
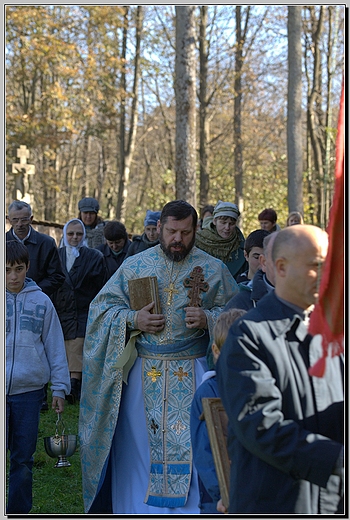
[128,276,161,314]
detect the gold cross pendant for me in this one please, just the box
[164,282,179,305]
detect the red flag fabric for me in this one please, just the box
[308,79,344,377]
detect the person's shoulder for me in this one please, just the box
[224,289,252,312]
[31,228,57,246]
[238,280,252,292]
[82,245,104,258]
[19,279,54,304]
[194,373,219,399]
[192,245,223,265]
[236,227,245,240]
[96,243,108,253]
[231,291,283,326]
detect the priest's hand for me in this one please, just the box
[217,498,228,514]
[136,302,165,333]
[184,307,208,329]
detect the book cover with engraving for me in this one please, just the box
[128,276,161,314]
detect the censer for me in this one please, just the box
[44,413,77,468]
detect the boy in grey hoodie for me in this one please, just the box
[6,240,71,514]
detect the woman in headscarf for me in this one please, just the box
[195,200,247,280]
[51,219,107,403]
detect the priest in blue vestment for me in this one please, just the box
[79,200,239,514]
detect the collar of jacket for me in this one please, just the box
[255,292,309,343]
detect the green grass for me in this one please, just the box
[7,387,85,515]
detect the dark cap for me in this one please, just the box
[78,197,99,213]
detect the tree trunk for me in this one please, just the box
[199,6,210,212]
[324,6,339,227]
[175,6,197,207]
[116,7,128,220]
[287,6,303,215]
[116,6,143,222]
[234,6,250,222]
[307,6,325,227]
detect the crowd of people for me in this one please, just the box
[6,197,343,515]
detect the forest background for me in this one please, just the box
[5,5,344,236]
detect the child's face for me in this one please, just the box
[6,262,28,293]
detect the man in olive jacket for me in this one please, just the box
[217,225,343,514]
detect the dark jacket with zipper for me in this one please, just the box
[96,240,131,280]
[217,291,343,514]
[124,233,159,259]
[51,246,107,340]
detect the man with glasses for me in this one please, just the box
[6,200,65,411]
[6,201,65,296]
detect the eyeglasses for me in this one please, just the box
[7,216,32,223]
[67,232,84,237]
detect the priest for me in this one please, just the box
[79,200,239,514]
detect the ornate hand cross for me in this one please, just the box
[183,266,209,307]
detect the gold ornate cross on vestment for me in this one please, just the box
[173,366,188,382]
[164,282,179,305]
[183,266,209,307]
[147,366,162,382]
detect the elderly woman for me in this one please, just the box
[51,218,107,403]
[195,200,247,280]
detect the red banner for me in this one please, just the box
[308,79,344,377]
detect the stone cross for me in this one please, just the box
[12,145,35,203]
[183,266,209,307]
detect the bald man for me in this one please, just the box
[217,225,344,514]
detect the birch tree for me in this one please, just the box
[175,6,196,206]
[116,6,144,221]
[287,6,303,214]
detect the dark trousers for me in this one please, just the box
[6,388,44,514]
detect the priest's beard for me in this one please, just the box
[159,229,195,262]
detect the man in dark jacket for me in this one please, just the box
[125,209,161,258]
[235,229,269,284]
[6,201,65,296]
[217,225,343,514]
[224,232,277,311]
[6,200,66,411]
[96,220,131,279]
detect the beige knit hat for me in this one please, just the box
[213,200,240,220]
